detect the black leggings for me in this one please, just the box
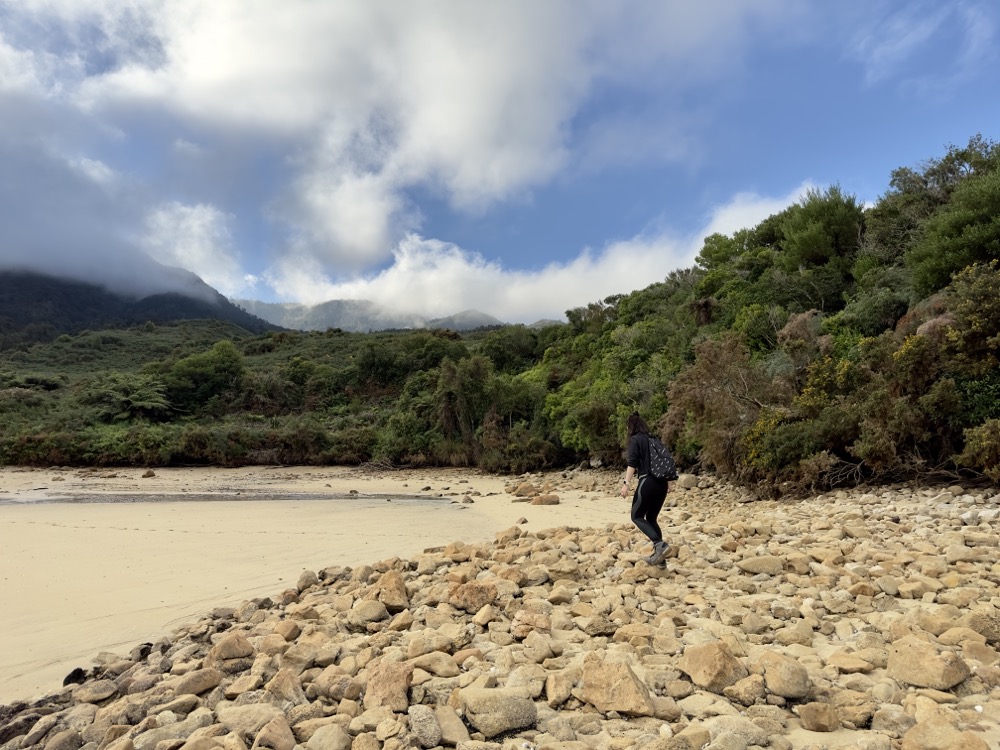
[631,475,668,544]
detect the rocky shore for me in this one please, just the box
[2,473,1000,750]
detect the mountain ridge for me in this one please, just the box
[232,298,505,332]
[0,269,278,348]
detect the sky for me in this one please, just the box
[1,1,998,324]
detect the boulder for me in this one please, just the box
[133,708,214,750]
[371,570,409,613]
[459,687,537,739]
[434,706,470,746]
[72,680,117,704]
[448,581,497,613]
[406,705,441,749]
[756,651,811,699]
[797,702,840,732]
[887,636,970,690]
[578,656,655,716]
[677,641,748,694]
[346,600,389,630]
[901,715,991,750]
[362,661,413,711]
[531,494,560,505]
[736,555,785,576]
[172,668,223,696]
[218,705,285,737]
[250,717,296,750]
[304,724,351,750]
[961,605,1000,644]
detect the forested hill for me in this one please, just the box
[0,270,278,347]
[2,135,1000,495]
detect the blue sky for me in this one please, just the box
[0,1,998,323]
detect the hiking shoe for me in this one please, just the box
[647,541,669,565]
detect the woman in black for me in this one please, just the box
[619,412,670,564]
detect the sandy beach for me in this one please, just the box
[0,464,622,706]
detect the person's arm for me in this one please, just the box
[619,465,636,497]
[620,436,639,497]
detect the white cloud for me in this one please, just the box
[851,5,947,86]
[172,138,203,157]
[3,0,907,317]
[282,169,405,269]
[69,156,115,184]
[1,0,807,272]
[142,202,250,297]
[850,1,998,93]
[0,38,46,93]
[944,3,997,88]
[266,184,811,323]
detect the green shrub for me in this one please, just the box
[271,418,331,464]
[5,432,84,465]
[166,340,245,414]
[957,419,1000,481]
[326,423,377,464]
[479,420,559,473]
[374,411,433,465]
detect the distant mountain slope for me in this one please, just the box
[526,318,565,330]
[427,309,504,331]
[233,299,423,332]
[234,298,503,332]
[0,269,278,347]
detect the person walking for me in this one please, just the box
[619,411,670,565]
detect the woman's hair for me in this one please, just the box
[625,411,650,441]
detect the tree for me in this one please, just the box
[944,261,1000,377]
[763,186,863,314]
[665,335,784,472]
[907,169,1000,296]
[566,301,615,335]
[778,186,863,272]
[480,325,539,373]
[732,304,788,353]
[836,266,911,336]
[165,340,245,414]
[696,233,740,271]
[434,356,493,457]
[863,134,1000,296]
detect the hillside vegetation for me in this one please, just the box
[3,136,1000,495]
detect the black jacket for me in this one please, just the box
[627,433,655,477]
